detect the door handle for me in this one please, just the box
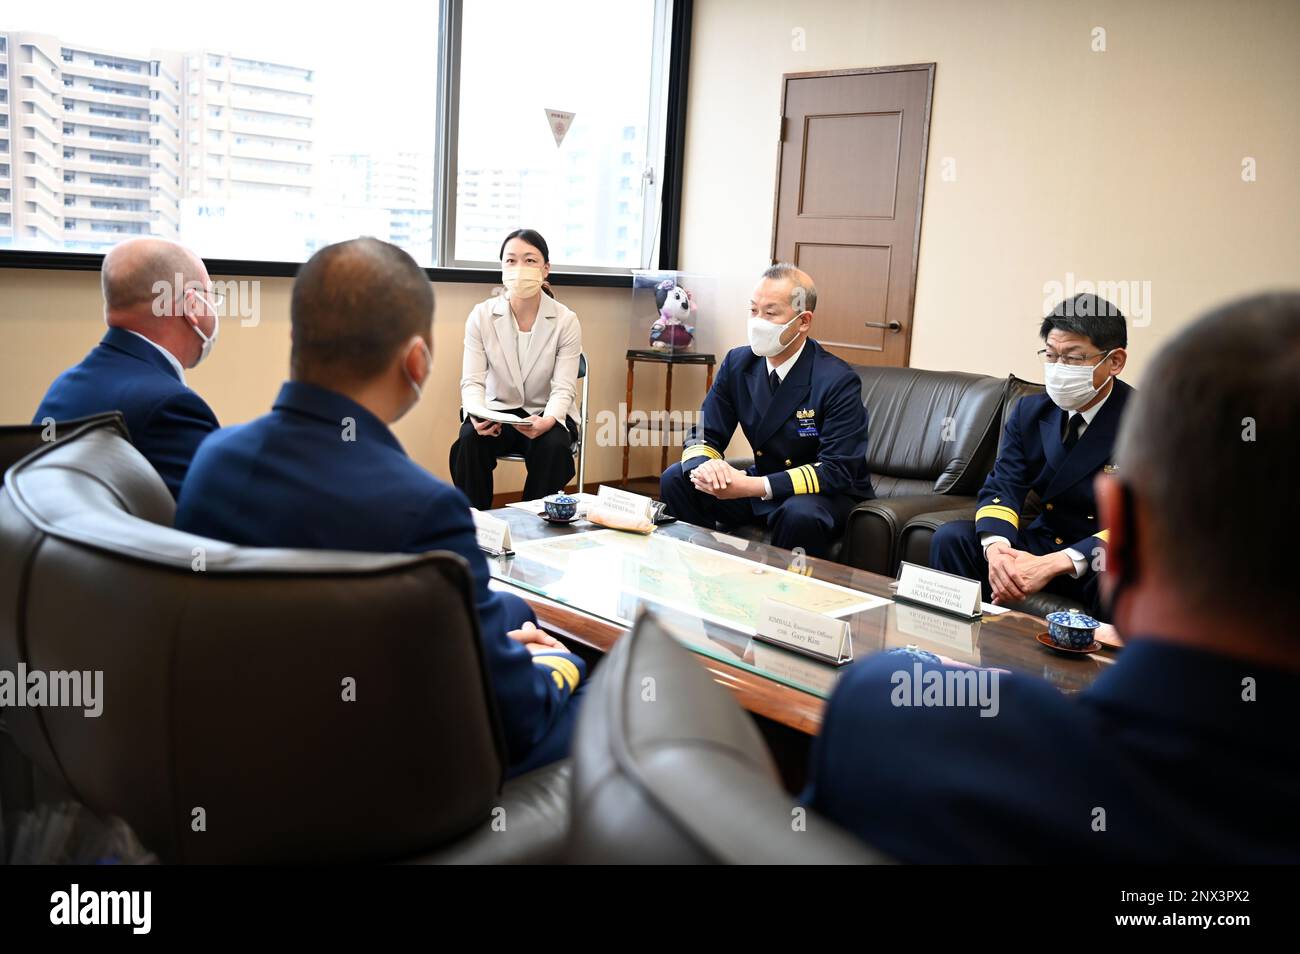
[864,320,902,332]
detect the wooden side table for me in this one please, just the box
[623,350,716,485]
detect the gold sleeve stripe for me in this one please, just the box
[1095,529,1110,543]
[804,464,820,494]
[788,466,808,495]
[682,444,722,464]
[532,654,581,691]
[975,504,1020,528]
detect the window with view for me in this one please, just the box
[449,0,664,271]
[0,0,674,274]
[0,1,438,264]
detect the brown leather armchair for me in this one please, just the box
[0,415,570,864]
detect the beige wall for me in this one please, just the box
[0,270,681,488]
[681,0,1300,386]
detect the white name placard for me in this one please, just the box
[593,484,655,522]
[895,561,982,619]
[472,509,513,555]
[754,597,853,665]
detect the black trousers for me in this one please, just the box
[450,410,577,511]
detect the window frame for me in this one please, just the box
[437,0,676,276]
[0,1,692,285]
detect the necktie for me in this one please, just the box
[1063,412,1083,451]
[769,369,781,395]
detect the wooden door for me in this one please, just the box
[772,64,934,367]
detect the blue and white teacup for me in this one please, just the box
[542,493,578,521]
[1046,609,1100,649]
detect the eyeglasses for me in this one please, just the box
[1037,348,1113,366]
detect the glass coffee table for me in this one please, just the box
[484,507,1115,734]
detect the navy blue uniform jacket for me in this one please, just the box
[804,641,1300,863]
[33,326,219,497]
[975,379,1135,567]
[679,340,874,513]
[175,381,584,771]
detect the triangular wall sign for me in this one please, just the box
[544,108,576,147]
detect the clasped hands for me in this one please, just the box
[984,542,1075,604]
[688,459,763,500]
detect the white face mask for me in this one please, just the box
[747,313,802,358]
[187,292,220,366]
[502,265,545,299]
[1044,352,1112,411]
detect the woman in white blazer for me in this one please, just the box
[452,229,582,509]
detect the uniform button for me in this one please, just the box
[756,450,763,457]
[1055,537,1063,545]
[785,458,792,466]
[1045,503,1053,511]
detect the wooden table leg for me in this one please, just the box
[661,360,674,474]
[623,359,634,487]
[706,360,715,392]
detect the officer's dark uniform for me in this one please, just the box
[804,640,1300,863]
[659,340,873,557]
[176,380,584,776]
[33,326,219,498]
[929,378,1134,617]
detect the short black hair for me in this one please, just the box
[290,237,433,385]
[1039,293,1127,351]
[498,228,550,263]
[1115,291,1299,624]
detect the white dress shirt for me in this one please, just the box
[981,380,1114,577]
[127,330,186,384]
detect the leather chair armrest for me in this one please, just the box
[840,495,976,577]
[410,761,571,865]
[896,504,978,571]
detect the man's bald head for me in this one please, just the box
[290,237,434,386]
[101,237,207,315]
[759,262,818,316]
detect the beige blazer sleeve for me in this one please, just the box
[459,301,492,413]
[542,308,582,423]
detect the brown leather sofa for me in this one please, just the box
[0,415,570,864]
[568,609,888,864]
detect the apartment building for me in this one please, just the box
[0,31,183,250]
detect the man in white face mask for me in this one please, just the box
[32,237,221,498]
[659,263,874,558]
[929,293,1131,618]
